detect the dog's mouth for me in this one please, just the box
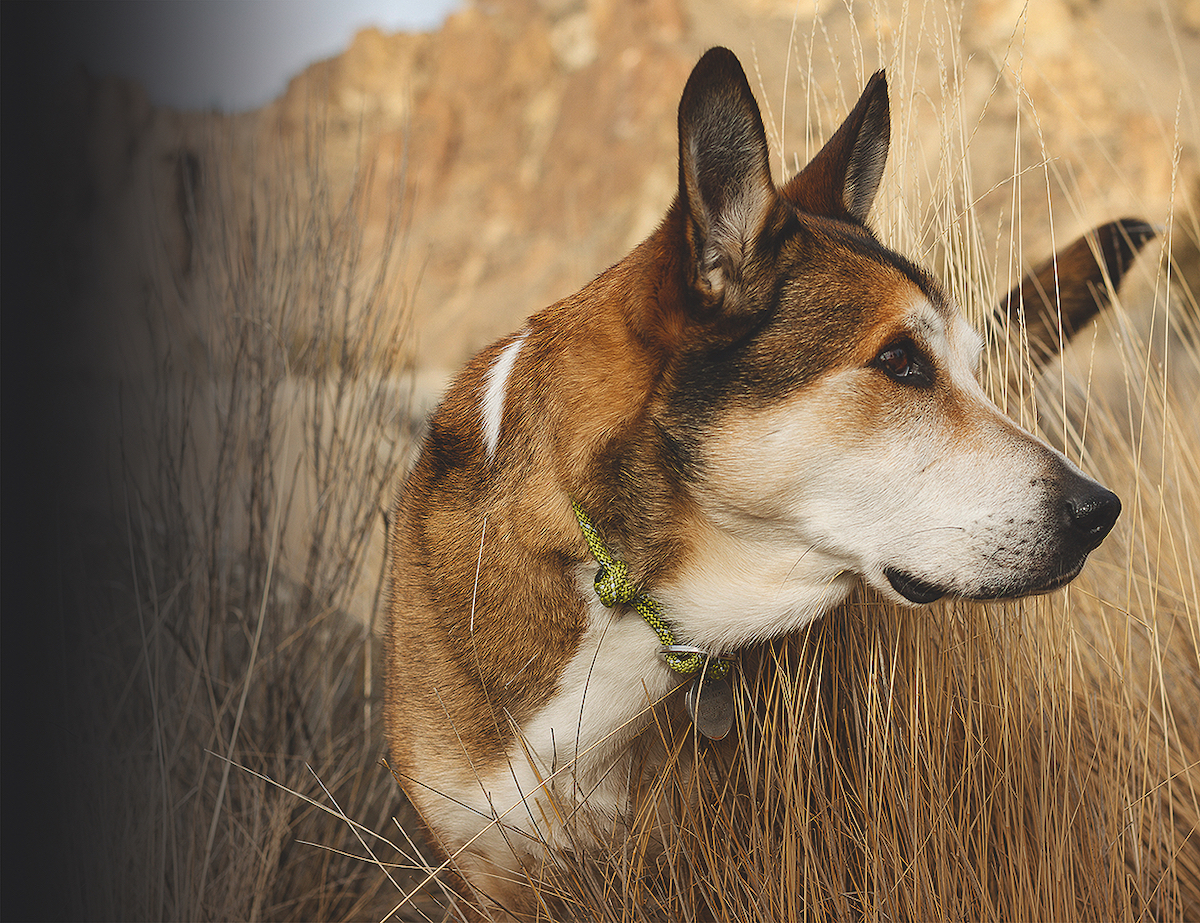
[885,555,1092,605]
[970,556,1089,601]
[884,568,946,604]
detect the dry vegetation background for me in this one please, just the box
[4,0,1200,920]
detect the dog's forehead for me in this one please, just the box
[902,293,983,356]
[776,229,953,346]
[777,220,950,311]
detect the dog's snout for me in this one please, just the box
[1064,483,1121,551]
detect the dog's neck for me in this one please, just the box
[527,503,856,774]
[652,511,859,651]
[572,499,733,677]
[455,228,861,817]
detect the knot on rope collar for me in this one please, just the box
[571,499,731,679]
[594,561,635,607]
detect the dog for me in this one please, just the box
[385,47,1153,917]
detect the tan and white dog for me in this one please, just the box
[385,47,1153,916]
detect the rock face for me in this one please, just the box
[72,0,1200,382]
[264,0,694,371]
[328,0,1198,373]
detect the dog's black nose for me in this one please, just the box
[1065,485,1121,551]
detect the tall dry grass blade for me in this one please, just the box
[70,94,418,920]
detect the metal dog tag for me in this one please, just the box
[684,674,734,740]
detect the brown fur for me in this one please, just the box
[995,218,1157,392]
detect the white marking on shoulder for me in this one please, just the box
[481,330,529,458]
[407,566,679,877]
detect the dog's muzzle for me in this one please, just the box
[886,475,1121,605]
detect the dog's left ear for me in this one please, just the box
[780,71,890,224]
[996,218,1157,370]
[677,47,776,314]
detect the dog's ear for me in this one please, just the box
[677,47,776,312]
[996,218,1157,370]
[780,71,890,224]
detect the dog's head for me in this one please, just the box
[642,49,1152,628]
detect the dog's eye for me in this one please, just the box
[878,345,911,375]
[874,340,932,386]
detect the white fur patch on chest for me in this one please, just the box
[425,568,680,869]
[480,330,529,458]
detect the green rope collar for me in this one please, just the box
[572,500,731,679]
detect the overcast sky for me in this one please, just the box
[53,0,462,112]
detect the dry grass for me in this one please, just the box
[69,3,1199,922]
[69,114,427,920]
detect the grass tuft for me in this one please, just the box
[73,109,425,921]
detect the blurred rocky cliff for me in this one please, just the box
[71,0,1200,377]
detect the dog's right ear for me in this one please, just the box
[677,47,776,316]
[780,71,890,224]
